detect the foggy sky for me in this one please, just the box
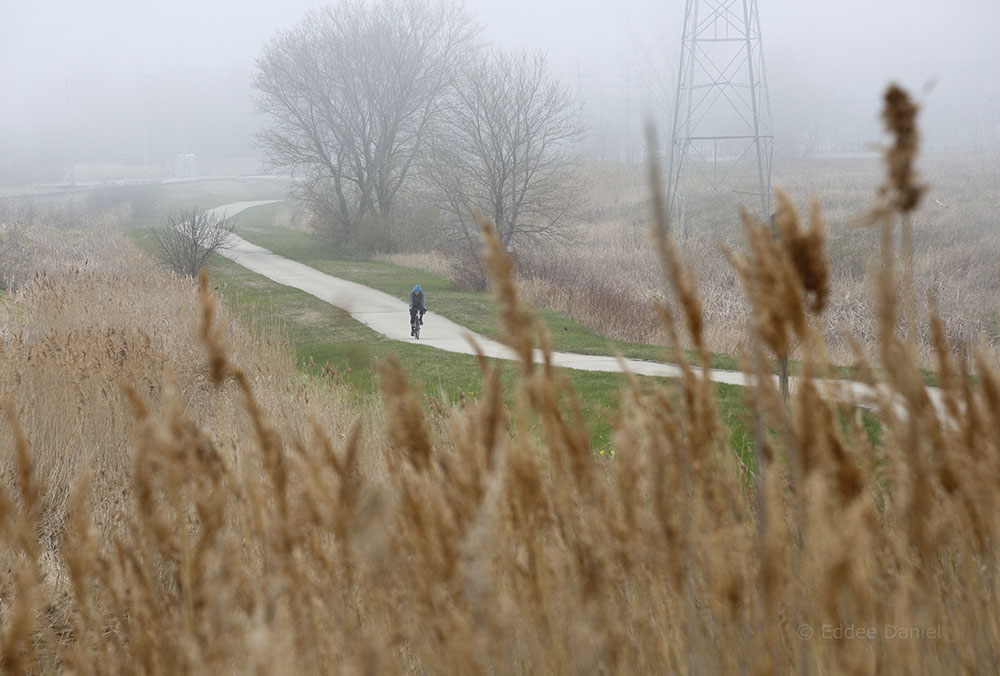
[2,0,999,181]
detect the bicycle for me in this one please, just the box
[410,310,425,340]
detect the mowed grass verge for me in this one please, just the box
[233,202,742,370]
[232,203,926,387]
[126,193,879,462]
[205,253,756,459]
[212,201,891,460]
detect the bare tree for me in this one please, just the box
[151,207,236,278]
[426,50,585,259]
[252,0,478,248]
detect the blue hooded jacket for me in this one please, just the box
[409,286,426,312]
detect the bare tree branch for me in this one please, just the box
[426,49,585,255]
[253,0,479,249]
[151,207,236,278]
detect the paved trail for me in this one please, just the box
[210,201,933,413]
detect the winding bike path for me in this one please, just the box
[210,201,934,413]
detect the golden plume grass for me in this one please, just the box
[0,84,999,674]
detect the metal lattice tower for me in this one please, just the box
[666,0,773,238]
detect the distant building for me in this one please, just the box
[173,153,198,179]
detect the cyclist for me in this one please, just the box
[409,284,426,337]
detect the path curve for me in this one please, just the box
[210,201,937,414]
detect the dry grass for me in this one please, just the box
[2,85,1000,674]
[375,250,455,281]
[513,142,1000,370]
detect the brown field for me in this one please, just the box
[2,90,1000,674]
[482,150,1000,370]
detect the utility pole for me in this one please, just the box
[141,63,149,179]
[666,0,774,239]
[974,60,984,148]
[61,78,75,185]
[621,63,637,166]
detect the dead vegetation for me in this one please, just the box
[505,138,1000,371]
[1,85,999,674]
[151,207,238,278]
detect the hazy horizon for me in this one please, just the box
[2,0,998,183]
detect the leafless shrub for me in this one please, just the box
[150,207,236,278]
[445,245,489,291]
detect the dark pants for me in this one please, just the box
[410,308,423,326]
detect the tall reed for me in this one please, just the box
[1,85,998,674]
